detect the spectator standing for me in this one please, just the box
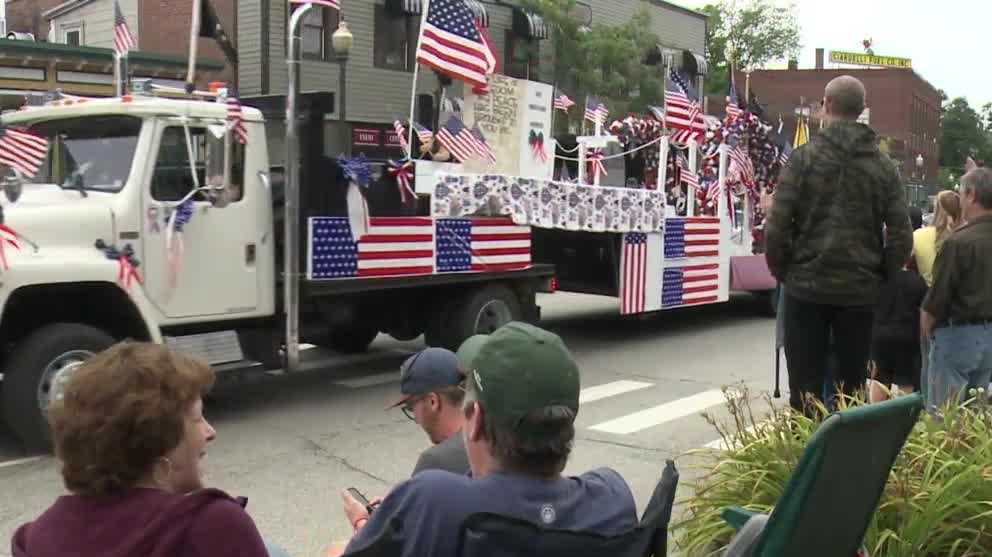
[869,253,928,401]
[920,168,992,409]
[765,75,912,415]
[913,190,961,287]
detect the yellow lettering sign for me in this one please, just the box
[828,51,912,69]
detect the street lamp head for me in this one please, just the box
[916,153,924,168]
[332,20,354,56]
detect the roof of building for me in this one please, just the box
[43,0,98,20]
[645,0,708,21]
[0,39,225,71]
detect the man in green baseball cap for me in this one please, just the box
[332,322,637,557]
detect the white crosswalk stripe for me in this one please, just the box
[587,389,726,435]
[579,380,653,403]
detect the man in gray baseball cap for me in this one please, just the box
[387,347,470,476]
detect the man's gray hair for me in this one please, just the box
[961,168,992,210]
[824,75,866,120]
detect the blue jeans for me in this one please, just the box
[927,323,992,411]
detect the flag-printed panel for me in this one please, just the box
[308,217,435,279]
[618,232,662,315]
[661,264,720,308]
[664,217,720,259]
[436,218,530,273]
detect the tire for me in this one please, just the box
[2,323,115,451]
[429,285,522,351]
[324,323,379,354]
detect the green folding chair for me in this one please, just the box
[721,392,924,557]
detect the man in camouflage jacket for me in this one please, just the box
[765,75,912,414]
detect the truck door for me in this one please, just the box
[141,120,261,320]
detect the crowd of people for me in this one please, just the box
[764,75,992,415]
[11,74,992,557]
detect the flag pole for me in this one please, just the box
[406,0,432,158]
[186,0,203,92]
[114,53,122,96]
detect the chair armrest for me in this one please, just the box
[721,507,756,530]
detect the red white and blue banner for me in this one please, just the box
[307,216,530,280]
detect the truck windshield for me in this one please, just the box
[24,115,142,193]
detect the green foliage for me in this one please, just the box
[700,0,802,94]
[519,0,665,117]
[940,97,992,173]
[674,386,992,557]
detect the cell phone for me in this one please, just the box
[347,487,375,514]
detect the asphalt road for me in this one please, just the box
[0,291,779,556]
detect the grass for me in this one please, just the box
[672,386,992,557]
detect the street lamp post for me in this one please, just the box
[332,21,353,155]
[916,153,924,184]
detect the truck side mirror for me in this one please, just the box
[2,168,24,203]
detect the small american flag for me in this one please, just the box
[726,77,742,121]
[289,0,340,9]
[469,124,496,165]
[677,152,699,189]
[436,117,478,163]
[308,217,435,279]
[778,144,792,166]
[729,144,754,185]
[415,0,497,92]
[662,264,720,308]
[226,96,248,144]
[412,122,434,144]
[585,96,608,125]
[664,217,720,259]
[621,232,648,314]
[0,127,48,178]
[113,0,138,56]
[393,120,410,154]
[553,92,575,111]
[0,224,22,271]
[436,217,531,273]
[647,105,665,122]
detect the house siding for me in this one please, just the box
[49,0,138,49]
[239,0,704,125]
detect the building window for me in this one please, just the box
[374,5,416,71]
[505,31,539,80]
[62,22,83,46]
[287,4,339,61]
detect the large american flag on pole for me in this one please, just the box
[415,0,497,92]
[665,69,705,144]
[436,218,530,273]
[113,0,138,56]
[0,127,48,178]
[725,76,743,121]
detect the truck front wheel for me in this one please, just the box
[427,285,522,350]
[2,323,116,451]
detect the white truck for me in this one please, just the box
[0,82,554,449]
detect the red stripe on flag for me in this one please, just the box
[470,262,531,272]
[358,250,434,260]
[679,296,720,306]
[685,240,720,246]
[684,228,721,236]
[472,247,531,256]
[682,274,718,283]
[360,234,434,243]
[470,218,521,226]
[683,284,720,295]
[686,250,720,258]
[471,233,531,242]
[686,217,720,224]
[358,266,434,277]
[680,263,720,271]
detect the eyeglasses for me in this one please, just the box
[402,395,426,421]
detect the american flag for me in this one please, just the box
[585,96,608,125]
[308,217,435,279]
[665,69,705,144]
[778,143,792,166]
[621,232,648,314]
[664,217,720,259]
[661,264,720,308]
[726,77,742,121]
[647,105,665,122]
[415,0,497,92]
[393,120,410,153]
[412,122,434,144]
[113,0,138,56]
[436,117,478,163]
[436,217,531,273]
[729,144,754,184]
[226,96,248,144]
[553,92,575,111]
[289,0,340,9]
[0,224,21,271]
[0,127,48,178]
[677,152,698,189]
[469,124,496,164]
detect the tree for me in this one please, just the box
[701,0,801,95]
[939,97,990,173]
[520,0,666,123]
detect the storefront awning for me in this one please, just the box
[512,7,550,40]
[643,45,707,76]
[683,51,707,76]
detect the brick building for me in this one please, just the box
[710,49,942,184]
[5,0,64,38]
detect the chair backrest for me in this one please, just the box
[754,393,923,557]
[458,460,679,557]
